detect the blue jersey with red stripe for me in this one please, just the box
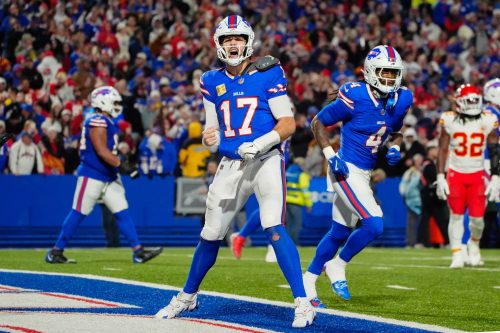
[77,113,119,182]
[200,64,288,159]
[317,81,413,170]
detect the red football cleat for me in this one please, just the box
[230,233,245,259]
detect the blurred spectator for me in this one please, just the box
[139,133,177,177]
[178,121,210,178]
[40,126,65,175]
[290,113,313,159]
[399,154,424,248]
[419,145,449,247]
[9,131,43,175]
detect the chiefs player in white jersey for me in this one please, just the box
[436,84,500,268]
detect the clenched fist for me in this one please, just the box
[202,127,220,147]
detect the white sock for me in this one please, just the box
[325,256,347,283]
[303,271,319,299]
[448,214,464,251]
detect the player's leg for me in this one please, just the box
[46,177,102,264]
[327,163,383,300]
[303,193,352,307]
[254,151,314,327]
[103,177,163,263]
[231,208,260,259]
[156,158,251,319]
[466,173,487,266]
[447,171,467,268]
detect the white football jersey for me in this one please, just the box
[440,111,498,173]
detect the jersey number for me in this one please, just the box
[366,126,387,153]
[453,132,485,157]
[80,126,118,154]
[220,97,258,138]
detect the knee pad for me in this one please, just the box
[200,225,223,241]
[330,221,351,242]
[469,216,484,240]
[361,216,384,238]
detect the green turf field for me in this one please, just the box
[1,247,499,332]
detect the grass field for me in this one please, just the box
[1,247,499,332]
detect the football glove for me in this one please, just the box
[237,141,262,161]
[386,145,401,166]
[119,164,140,179]
[435,173,449,200]
[328,155,349,179]
[485,175,500,202]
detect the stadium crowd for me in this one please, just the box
[0,0,499,247]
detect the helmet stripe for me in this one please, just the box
[229,15,236,29]
[385,45,396,63]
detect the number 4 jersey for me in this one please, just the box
[200,64,287,159]
[440,111,498,173]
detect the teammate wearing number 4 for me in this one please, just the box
[303,45,413,307]
[45,86,163,265]
[436,84,499,269]
[154,15,314,328]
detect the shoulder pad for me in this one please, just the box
[253,56,280,72]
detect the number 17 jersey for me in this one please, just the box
[200,65,288,159]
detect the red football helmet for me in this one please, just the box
[454,84,482,116]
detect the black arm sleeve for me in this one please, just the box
[488,143,500,175]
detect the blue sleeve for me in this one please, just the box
[199,71,214,103]
[317,84,355,126]
[392,88,414,132]
[264,65,288,100]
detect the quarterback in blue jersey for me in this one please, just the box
[155,15,315,328]
[45,86,162,264]
[303,45,413,306]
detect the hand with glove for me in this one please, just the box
[119,163,140,179]
[435,173,449,200]
[485,175,500,202]
[237,130,281,161]
[238,141,262,160]
[323,146,349,178]
[386,145,401,166]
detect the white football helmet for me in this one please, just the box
[484,78,500,108]
[363,45,404,94]
[90,86,123,118]
[214,15,254,66]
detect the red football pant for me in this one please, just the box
[446,169,486,217]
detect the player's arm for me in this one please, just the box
[89,127,120,167]
[257,94,295,146]
[436,128,450,175]
[487,129,499,176]
[202,97,220,147]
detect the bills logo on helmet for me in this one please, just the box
[367,49,381,60]
[95,88,112,96]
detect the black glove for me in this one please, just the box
[0,133,14,148]
[119,164,140,179]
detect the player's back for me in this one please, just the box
[336,82,412,170]
[440,110,498,173]
[77,113,119,182]
[200,64,287,159]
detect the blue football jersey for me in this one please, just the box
[317,81,413,170]
[200,64,288,159]
[77,113,119,182]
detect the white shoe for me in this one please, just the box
[449,251,464,269]
[265,244,277,263]
[155,292,198,319]
[292,297,315,328]
[467,241,483,267]
[461,244,470,266]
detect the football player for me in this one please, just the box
[303,45,413,306]
[45,86,163,264]
[436,84,499,268]
[155,15,315,328]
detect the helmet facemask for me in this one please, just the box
[363,45,404,94]
[456,93,482,116]
[214,15,254,67]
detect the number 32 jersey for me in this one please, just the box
[317,81,413,170]
[439,111,498,173]
[200,65,288,159]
